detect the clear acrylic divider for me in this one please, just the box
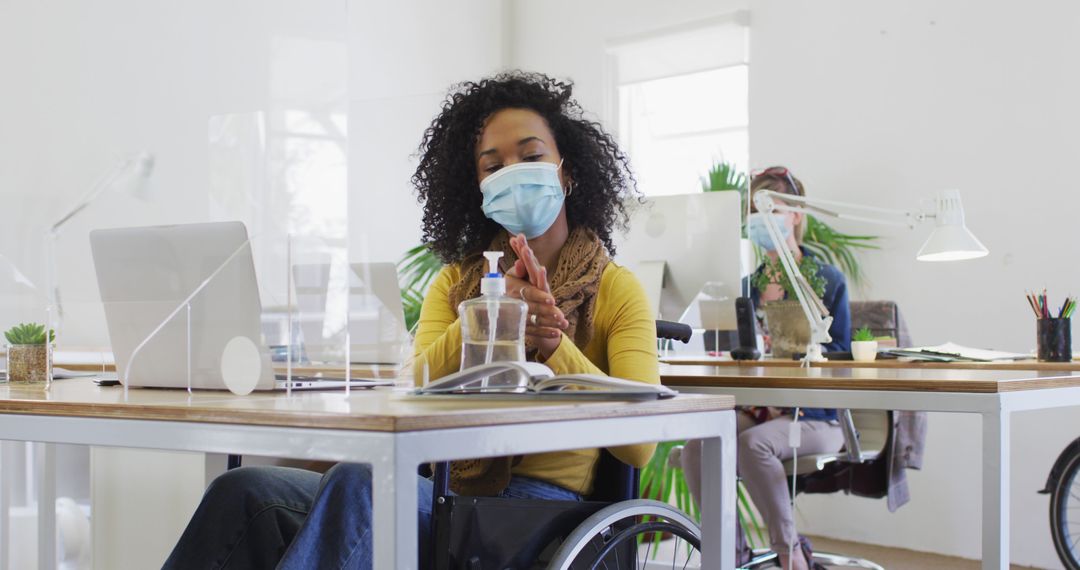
[117,232,279,399]
[279,234,352,395]
[676,281,739,356]
[47,300,116,385]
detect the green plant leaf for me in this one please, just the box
[751,254,827,299]
[803,216,879,285]
[737,481,768,548]
[853,326,875,342]
[397,244,442,332]
[3,322,53,345]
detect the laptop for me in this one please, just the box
[89,221,393,392]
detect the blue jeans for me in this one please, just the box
[162,463,581,569]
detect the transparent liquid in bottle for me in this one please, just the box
[459,296,527,388]
[461,339,527,388]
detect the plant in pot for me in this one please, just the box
[751,255,827,358]
[4,323,54,384]
[851,326,879,362]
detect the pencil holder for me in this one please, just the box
[1037,318,1072,362]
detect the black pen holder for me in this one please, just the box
[1037,318,1072,362]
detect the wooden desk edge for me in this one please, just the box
[0,393,735,433]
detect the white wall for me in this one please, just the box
[348,0,507,263]
[514,0,1079,567]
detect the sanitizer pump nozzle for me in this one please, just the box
[481,251,505,296]
[457,250,527,385]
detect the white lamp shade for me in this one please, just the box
[916,190,988,262]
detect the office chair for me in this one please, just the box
[849,300,912,348]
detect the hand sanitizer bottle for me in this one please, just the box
[458,251,527,387]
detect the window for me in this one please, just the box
[610,15,749,197]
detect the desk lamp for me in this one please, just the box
[752,189,988,362]
[43,152,154,382]
[44,151,155,323]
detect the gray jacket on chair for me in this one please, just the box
[849,300,927,510]
[801,300,928,510]
[887,410,927,511]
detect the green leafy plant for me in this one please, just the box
[397,244,443,332]
[853,326,876,342]
[639,441,768,554]
[702,160,879,285]
[751,255,827,301]
[802,215,879,285]
[4,323,54,345]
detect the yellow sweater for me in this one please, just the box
[413,261,659,496]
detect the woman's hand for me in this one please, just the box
[505,233,569,358]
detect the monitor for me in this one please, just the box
[614,191,743,335]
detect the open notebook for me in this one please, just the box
[885,342,1033,362]
[413,361,677,400]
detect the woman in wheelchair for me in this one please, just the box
[163,71,660,569]
[682,169,851,570]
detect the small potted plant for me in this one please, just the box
[851,326,878,362]
[752,256,827,358]
[4,323,54,384]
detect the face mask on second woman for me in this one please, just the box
[479,160,566,238]
[746,212,793,251]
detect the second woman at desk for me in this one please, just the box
[683,167,851,570]
[162,71,659,570]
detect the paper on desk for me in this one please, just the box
[888,342,1032,362]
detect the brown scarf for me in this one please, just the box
[444,226,610,496]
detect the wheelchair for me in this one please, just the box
[228,320,707,569]
[429,320,703,570]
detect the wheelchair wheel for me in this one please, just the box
[546,499,701,570]
[1050,445,1080,570]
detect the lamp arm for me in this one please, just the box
[50,162,127,235]
[758,190,927,230]
[754,192,833,362]
[50,152,154,236]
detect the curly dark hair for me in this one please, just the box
[412,71,638,264]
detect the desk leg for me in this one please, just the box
[203,453,229,488]
[0,442,12,570]
[35,443,56,570]
[982,407,1010,570]
[371,450,418,570]
[701,410,737,570]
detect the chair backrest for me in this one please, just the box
[850,300,912,348]
[587,449,638,502]
[849,409,890,461]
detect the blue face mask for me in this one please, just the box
[746,212,792,251]
[480,160,566,238]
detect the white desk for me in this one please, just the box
[0,379,738,569]
[662,362,1080,570]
